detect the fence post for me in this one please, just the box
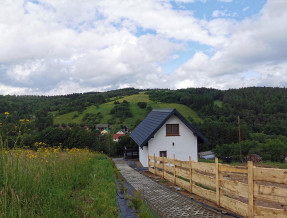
[148,155,150,172]
[248,161,254,218]
[154,153,156,176]
[189,156,193,193]
[215,157,220,206]
[163,156,165,179]
[173,154,176,184]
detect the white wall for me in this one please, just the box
[139,115,198,167]
[139,146,149,167]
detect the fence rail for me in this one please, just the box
[148,154,287,218]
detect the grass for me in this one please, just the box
[54,93,203,128]
[214,100,223,107]
[150,102,203,123]
[0,148,118,217]
[254,161,287,169]
[54,111,79,125]
[199,158,287,169]
[228,161,287,169]
[139,201,159,218]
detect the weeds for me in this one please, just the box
[0,148,118,217]
[131,191,143,212]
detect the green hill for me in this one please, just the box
[53,93,203,129]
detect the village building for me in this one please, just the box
[113,133,125,142]
[101,128,110,135]
[116,130,125,135]
[121,126,129,133]
[96,124,109,131]
[82,125,89,131]
[131,109,209,167]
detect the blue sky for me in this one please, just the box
[176,0,267,21]
[0,0,286,95]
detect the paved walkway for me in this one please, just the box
[114,160,233,218]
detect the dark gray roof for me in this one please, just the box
[130,108,209,148]
[96,124,109,128]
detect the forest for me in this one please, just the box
[149,87,287,161]
[0,87,286,162]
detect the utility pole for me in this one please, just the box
[238,116,243,162]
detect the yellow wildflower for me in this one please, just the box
[26,119,30,122]
[19,119,24,122]
[4,112,9,115]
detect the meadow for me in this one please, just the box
[0,147,118,217]
[54,93,203,129]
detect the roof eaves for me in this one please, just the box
[138,109,176,148]
[173,109,210,144]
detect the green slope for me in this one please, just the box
[214,100,223,107]
[54,93,203,128]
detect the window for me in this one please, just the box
[159,151,167,157]
[166,124,179,136]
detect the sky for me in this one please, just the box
[0,0,287,95]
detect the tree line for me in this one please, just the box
[1,87,287,161]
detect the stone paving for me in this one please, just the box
[114,160,234,218]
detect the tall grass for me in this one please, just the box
[0,147,118,217]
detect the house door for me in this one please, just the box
[159,151,167,157]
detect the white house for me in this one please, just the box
[131,109,209,167]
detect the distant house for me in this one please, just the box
[101,128,110,135]
[131,109,209,167]
[198,150,215,160]
[121,126,129,133]
[116,130,125,135]
[59,125,71,130]
[113,133,125,142]
[82,125,89,131]
[96,124,109,131]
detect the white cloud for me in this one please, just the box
[0,0,286,95]
[174,0,195,3]
[218,0,233,3]
[1,0,187,94]
[0,0,231,95]
[0,83,33,95]
[243,7,249,12]
[93,0,226,46]
[174,0,287,89]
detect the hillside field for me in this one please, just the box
[54,93,203,129]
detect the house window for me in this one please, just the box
[166,124,179,136]
[159,151,167,157]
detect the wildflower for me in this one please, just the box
[19,119,24,122]
[26,119,30,122]
[0,122,2,125]
[4,112,9,115]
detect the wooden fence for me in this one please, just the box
[148,154,287,218]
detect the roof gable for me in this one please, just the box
[130,108,209,148]
[113,133,125,139]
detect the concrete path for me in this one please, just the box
[114,160,233,218]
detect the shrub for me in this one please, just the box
[137,102,147,109]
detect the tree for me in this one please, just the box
[137,102,147,109]
[35,109,53,131]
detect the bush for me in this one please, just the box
[213,138,287,162]
[137,102,147,109]
[110,101,133,120]
[147,106,153,112]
